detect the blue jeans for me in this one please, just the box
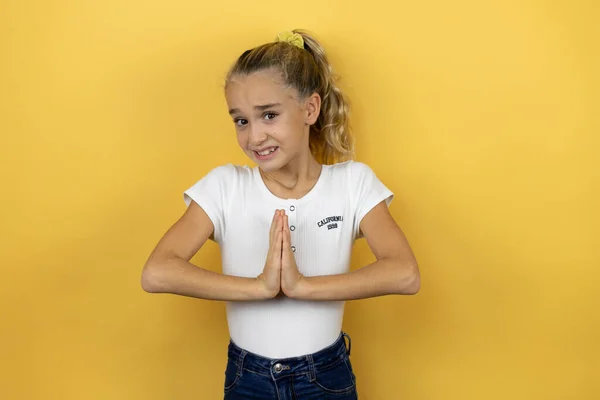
[223,332,358,399]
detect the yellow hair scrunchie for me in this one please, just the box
[275,31,304,49]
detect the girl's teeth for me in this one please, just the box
[258,147,276,156]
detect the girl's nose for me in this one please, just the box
[249,125,268,145]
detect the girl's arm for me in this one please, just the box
[141,202,272,301]
[291,201,420,301]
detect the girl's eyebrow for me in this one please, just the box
[254,103,282,111]
[228,103,282,115]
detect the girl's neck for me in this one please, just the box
[259,153,322,199]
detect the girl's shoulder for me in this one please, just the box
[186,163,255,196]
[200,162,255,181]
[326,160,382,183]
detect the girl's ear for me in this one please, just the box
[304,93,321,125]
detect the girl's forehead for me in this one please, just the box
[228,71,284,92]
[226,72,297,103]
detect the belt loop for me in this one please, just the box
[237,350,247,377]
[307,354,316,382]
[342,332,352,356]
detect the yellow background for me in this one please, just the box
[1,0,598,399]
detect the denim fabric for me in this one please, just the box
[223,332,358,399]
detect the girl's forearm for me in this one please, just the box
[291,258,420,301]
[141,257,270,301]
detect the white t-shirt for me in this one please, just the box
[183,160,393,358]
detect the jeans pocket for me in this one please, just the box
[313,356,357,395]
[223,358,241,393]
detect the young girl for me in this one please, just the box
[141,29,420,399]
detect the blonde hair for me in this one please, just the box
[225,29,354,164]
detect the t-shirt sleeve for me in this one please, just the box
[182,164,234,243]
[350,161,394,239]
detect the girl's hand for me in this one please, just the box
[257,210,283,298]
[281,213,305,297]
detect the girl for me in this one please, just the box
[141,29,420,399]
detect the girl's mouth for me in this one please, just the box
[254,146,279,160]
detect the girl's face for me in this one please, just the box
[225,69,320,172]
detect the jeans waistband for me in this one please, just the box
[227,331,352,380]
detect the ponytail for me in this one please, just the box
[226,29,354,164]
[297,30,354,164]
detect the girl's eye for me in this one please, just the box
[264,112,278,121]
[234,119,248,126]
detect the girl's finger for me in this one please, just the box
[282,217,289,247]
[274,229,283,257]
[269,211,277,241]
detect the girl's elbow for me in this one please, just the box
[400,262,420,295]
[406,272,421,295]
[141,262,163,293]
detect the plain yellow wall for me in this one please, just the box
[1,0,598,399]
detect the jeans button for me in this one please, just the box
[274,363,283,373]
